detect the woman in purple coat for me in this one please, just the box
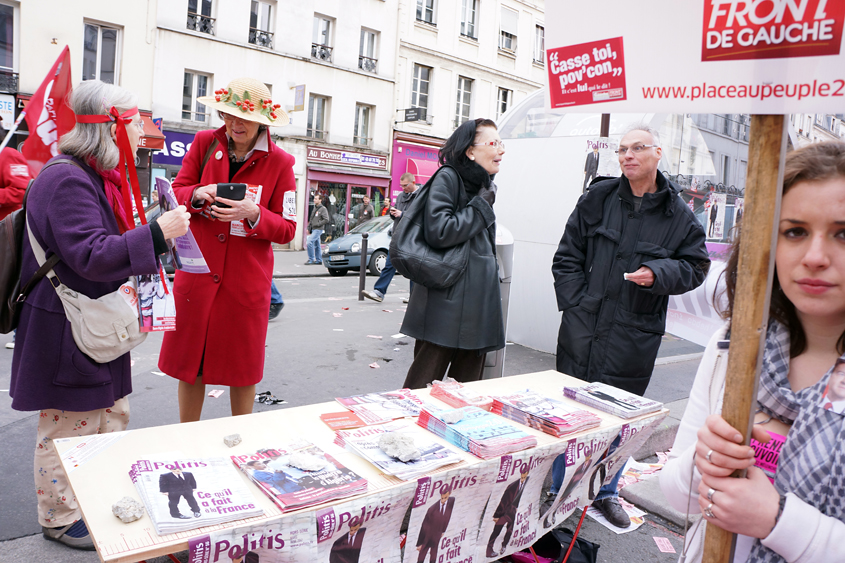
[9,80,190,550]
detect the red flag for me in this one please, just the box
[22,46,75,174]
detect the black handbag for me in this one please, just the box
[510,528,599,563]
[389,165,470,290]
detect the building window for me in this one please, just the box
[312,15,333,62]
[455,76,473,128]
[416,0,435,25]
[411,64,431,114]
[497,88,511,120]
[83,23,119,85]
[534,25,544,63]
[354,104,372,147]
[182,71,210,122]
[359,29,378,73]
[249,1,274,48]
[0,4,13,72]
[460,0,477,38]
[187,0,215,34]
[721,155,730,185]
[499,7,518,52]
[307,94,329,140]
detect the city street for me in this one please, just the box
[0,250,705,562]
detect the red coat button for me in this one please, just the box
[213,274,220,283]
[218,233,226,242]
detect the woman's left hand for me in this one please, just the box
[698,467,780,538]
[211,197,260,223]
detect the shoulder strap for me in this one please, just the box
[22,158,85,213]
[199,138,220,181]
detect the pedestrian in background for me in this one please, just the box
[9,80,190,550]
[158,77,297,423]
[661,141,845,563]
[363,172,419,303]
[551,124,709,527]
[0,115,34,350]
[306,193,329,265]
[401,118,504,389]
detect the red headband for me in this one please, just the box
[75,106,146,232]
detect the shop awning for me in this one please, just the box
[138,114,165,150]
[407,158,440,183]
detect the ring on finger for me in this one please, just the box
[706,449,714,463]
[704,503,716,519]
[706,487,716,502]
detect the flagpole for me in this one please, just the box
[0,110,26,152]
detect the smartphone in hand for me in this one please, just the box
[215,183,247,208]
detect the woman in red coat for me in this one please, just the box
[158,77,296,422]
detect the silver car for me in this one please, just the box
[322,215,392,277]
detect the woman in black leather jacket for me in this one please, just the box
[400,118,506,388]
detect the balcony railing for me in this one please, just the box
[181,109,211,123]
[0,70,18,93]
[187,12,215,35]
[358,56,377,73]
[312,43,333,62]
[249,28,274,48]
[307,128,328,140]
[353,135,371,147]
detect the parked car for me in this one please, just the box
[322,215,392,277]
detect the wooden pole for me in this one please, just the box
[701,114,788,563]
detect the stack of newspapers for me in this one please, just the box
[417,405,538,459]
[491,389,602,437]
[231,439,368,512]
[430,378,494,411]
[335,389,426,425]
[128,454,263,535]
[333,421,463,480]
[563,382,663,419]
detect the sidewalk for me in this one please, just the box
[272,248,333,278]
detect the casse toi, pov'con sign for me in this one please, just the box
[545,0,845,113]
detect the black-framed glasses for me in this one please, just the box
[615,144,657,155]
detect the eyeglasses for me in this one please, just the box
[615,144,657,155]
[474,140,506,150]
[130,120,144,133]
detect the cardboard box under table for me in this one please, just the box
[55,370,666,563]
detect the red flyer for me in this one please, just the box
[547,36,626,108]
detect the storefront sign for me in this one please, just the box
[546,0,845,112]
[0,94,14,126]
[152,130,197,166]
[403,107,427,122]
[306,146,387,169]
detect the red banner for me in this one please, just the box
[702,0,845,61]
[22,46,75,173]
[546,37,627,108]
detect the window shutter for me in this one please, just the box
[500,7,518,35]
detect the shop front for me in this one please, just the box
[305,145,390,244]
[389,132,442,203]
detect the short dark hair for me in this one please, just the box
[438,118,497,167]
[718,141,845,357]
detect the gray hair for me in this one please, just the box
[624,123,661,147]
[58,80,138,171]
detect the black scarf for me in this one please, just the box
[451,160,492,196]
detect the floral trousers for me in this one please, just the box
[35,397,130,527]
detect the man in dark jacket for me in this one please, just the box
[415,486,455,563]
[329,517,366,563]
[306,194,330,265]
[486,468,529,558]
[551,124,709,527]
[363,173,419,303]
[582,146,599,191]
[159,467,201,519]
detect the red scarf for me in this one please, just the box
[88,159,130,234]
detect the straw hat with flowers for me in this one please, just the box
[198,77,289,127]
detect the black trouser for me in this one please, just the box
[168,492,199,517]
[487,518,515,554]
[417,541,438,563]
[403,340,485,389]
